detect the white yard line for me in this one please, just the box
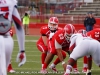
[8,68,100,74]
[14,40,38,42]
[12,55,41,56]
[13,51,39,52]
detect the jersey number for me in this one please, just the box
[59,33,64,40]
[95,32,100,37]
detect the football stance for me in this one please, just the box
[78,28,100,73]
[64,33,100,75]
[40,24,79,74]
[36,17,62,71]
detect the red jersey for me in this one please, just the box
[37,25,62,44]
[48,29,70,54]
[87,28,100,41]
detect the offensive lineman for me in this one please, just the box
[41,24,80,74]
[64,33,100,75]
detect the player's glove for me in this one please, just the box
[16,51,26,67]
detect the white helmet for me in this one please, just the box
[48,17,59,31]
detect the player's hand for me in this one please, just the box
[16,51,26,67]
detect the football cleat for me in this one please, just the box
[7,69,15,73]
[63,72,70,75]
[49,65,58,73]
[82,67,87,73]
[72,68,80,74]
[40,69,47,74]
[7,64,15,73]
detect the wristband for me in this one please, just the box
[62,61,65,65]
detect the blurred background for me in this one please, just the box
[17,0,100,24]
[14,0,100,35]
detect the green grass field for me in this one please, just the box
[8,35,100,75]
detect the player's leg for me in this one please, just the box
[0,36,7,75]
[36,42,48,70]
[82,56,88,73]
[72,61,80,74]
[4,36,14,71]
[90,41,100,67]
[49,51,66,72]
[40,52,55,74]
[64,40,89,75]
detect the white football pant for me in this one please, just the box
[70,39,100,66]
[0,35,13,75]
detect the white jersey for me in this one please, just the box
[69,33,92,50]
[70,33,100,66]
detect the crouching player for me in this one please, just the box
[64,33,100,75]
[78,28,100,73]
[41,24,80,74]
[36,17,62,71]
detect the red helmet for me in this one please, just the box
[64,24,75,40]
[48,17,59,31]
[78,29,87,36]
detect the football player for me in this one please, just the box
[36,17,62,71]
[0,0,26,75]
[78,28,100,73]
[40,24,80,74]
[64,33,100,75]
[87,28,100,41]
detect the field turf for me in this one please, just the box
[8,35,100,75]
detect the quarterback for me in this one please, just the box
[36,17,62,71]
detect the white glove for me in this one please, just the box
[16,52,26,67]
[49,32,55,39]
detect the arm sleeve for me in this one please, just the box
[12,6,25,52]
